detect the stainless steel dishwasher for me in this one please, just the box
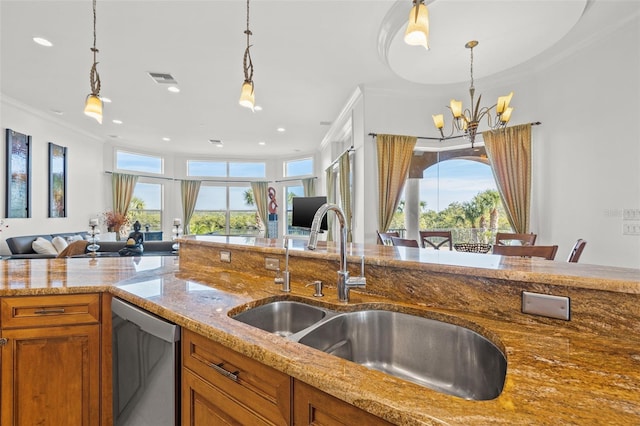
[112,298,181,426]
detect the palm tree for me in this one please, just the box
[460,200,484,242]
[475,190,502,232]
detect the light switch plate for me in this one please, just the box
[220,250,231,263]
[522,291,570,320]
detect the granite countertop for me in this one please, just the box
[0,247,639,425]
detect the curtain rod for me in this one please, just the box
[274,176,318,183]
[327,146,355,169]
[368,122,542,141]
[105,171,316,184]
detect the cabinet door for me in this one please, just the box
[182,330,290,425]
[183,368,281,426]
[293,380,392,426]
[1,324,101,426]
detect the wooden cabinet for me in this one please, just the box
[293,380,392,426]
[0,293,111,426]
[182,329,291,425]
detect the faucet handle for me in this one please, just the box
[359,255,365,277]
[306,280,324,297]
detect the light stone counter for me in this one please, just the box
[0,237,638,425]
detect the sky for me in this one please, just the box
[418,159,497,212]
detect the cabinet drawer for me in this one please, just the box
[1,294,100,328]
[182,329,290,426]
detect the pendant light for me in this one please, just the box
[84,0,102,124]
[239,0,255,111]
[404,0,429,50]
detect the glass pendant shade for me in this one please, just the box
[239,81,255,111]
[404,3,429,50]
[432,114,444,129]
[501,107,513,123]
[496,91,514,114]
[84,94,103,124]
[449,99,463,118]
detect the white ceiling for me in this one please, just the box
[0,0,636,158]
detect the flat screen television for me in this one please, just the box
[291,196,328,230]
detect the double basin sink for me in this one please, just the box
[231,300,506,401]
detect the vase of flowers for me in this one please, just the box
[103,211,129,241]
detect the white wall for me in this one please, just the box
[0,97,105,255]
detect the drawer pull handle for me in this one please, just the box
[34,308,66,315]
[0,337,8,346]
[210,362,239,382]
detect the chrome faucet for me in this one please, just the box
[307,203,366,302]
[274,236,291,292]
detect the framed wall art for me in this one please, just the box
[48,142,67,218]
[5,128,31,218]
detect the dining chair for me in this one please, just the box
[390,237,420,248]
[567,239,587,263]
[419,231,453,250]
[492,244,558,260]
[377,231,399,246]
[494,232,537,246]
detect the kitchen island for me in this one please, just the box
[0,236,638,425]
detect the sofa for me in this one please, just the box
[5,232,176,259]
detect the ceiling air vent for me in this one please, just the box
[209,139,223,146]
[148,72,178,85]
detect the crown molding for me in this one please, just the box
[319,86,363,150]
[1,94,104,143]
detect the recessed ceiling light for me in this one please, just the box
[50,109,64,115]
[254,105,263,111]
[167,86,180,93]
[258,141,266,146]
[112,119,123,124]
[162,137,171,142]
[108,135,120,139]
[33,37,52,47]
[277,127,286,132]
[101,97,112,103]
[209,139,223,148]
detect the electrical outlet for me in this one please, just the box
[623,208,640,221]
[623,223,640,236]
[220,250,231,262]
[265,257,280,271]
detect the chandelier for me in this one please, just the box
[432,40,514,147]
[84,0,103,124]
[239,0,255,111]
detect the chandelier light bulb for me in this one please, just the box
[404,1,429,50]
[497,92,514,114]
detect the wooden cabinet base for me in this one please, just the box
[1,324,101,425]
[293,380,392,426]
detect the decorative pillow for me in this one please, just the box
[51,236,69,253]
[32,237,58,256]
[57,240,89,258]
[67,234,84,243]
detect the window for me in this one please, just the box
[285,185,304,235]
[128,182,163,231]
[187,160,266,178]
[417,159,511,243]
[284,158,313,177]
[187,161,226,177]
[229,162,265,178]
[116,151,163,174]
[190,185,261,236]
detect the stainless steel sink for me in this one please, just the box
[296,310,506,401]
[231,301,506,400]
[232,301,327,337]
